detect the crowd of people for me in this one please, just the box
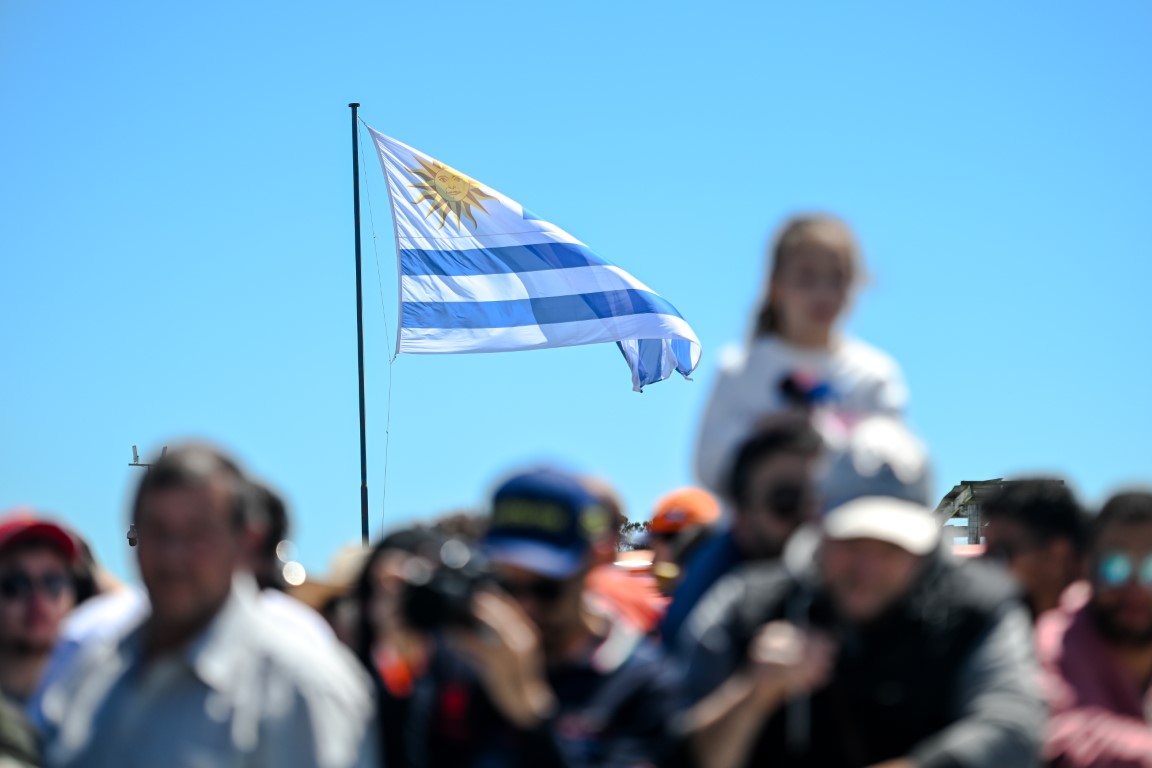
[2,214,1148,767]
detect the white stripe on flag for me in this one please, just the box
[395,227,586,253]
[398,313,700,355]
[401,265,657,304]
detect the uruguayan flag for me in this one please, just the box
[367,126,701,391]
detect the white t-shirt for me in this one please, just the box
[694,335,908,493]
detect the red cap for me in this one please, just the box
[649,487,721,534]
[0,510,79,563]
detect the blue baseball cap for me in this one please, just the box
[483,469,611,580]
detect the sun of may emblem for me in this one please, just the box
[407,157,496,230]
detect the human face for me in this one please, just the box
[732,453,818,560]
[770,244,852,346]
[1090,521,1152,646]
[821,538,921,623]
[983,518,1075,616]
[135,483,243,632]
[434,169,470,202]
[367,550,414,638]
[0,547,75,655]
[493,563,584,651]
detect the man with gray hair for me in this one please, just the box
[41,443,377,768]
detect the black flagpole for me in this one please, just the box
[349,102,369,546]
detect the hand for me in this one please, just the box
[747,621,835,709]
[449,590,556,729]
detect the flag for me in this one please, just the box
[367,126,701,392]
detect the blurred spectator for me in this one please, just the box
[678,494,1042,768]
[694,214,907,493]
[430,511,489,542]
[0,693,39,768]
[662,417,822,647]
[0,512,79,706]
[351,526,447,767]
[385,468,677,767]
[245,479,334,642]
[248,479,292,592]
[648,487,721,596]
[582,476,666,634]
[1037,490,1152,767]
[40,443,376,768]
[982,479,1087,619]
[29,475,331,739]
[295,543,371,646]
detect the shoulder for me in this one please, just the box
[60,589,147,642]
[945,556,1020,610]
[242,601,373,709]
[1035,582,1091,661]
[687,562,793,644]
[918,555,1023,640]
[259,590,336,644]
[714,338,794,377]
[835,337,904,379]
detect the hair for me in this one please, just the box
[1092,491,1152,546]
[351,526,445,672]
[131,443,260,533]
[752,213,862,338]
[249,480,289,557]
[726,415,823,507]
[983,479,1088,555]
[429,511,488,543]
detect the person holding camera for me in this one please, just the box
[380,468,677,768]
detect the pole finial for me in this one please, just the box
[349,102,360,108]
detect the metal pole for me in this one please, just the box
[350,102,370,545]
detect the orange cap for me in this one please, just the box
[649,487,721,534]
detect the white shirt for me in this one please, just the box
[694,335,908,493]
[41,576,375,768]
[28,586,333,736]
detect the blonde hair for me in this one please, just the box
[752,213,862,338]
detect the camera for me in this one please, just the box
[401,539,493,632]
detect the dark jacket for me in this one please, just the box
[379,624,677,768]
[678,548,1043,768]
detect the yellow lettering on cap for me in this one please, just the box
[492,500,569,532]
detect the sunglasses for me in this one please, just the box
[984,539,1042,564]
[497,576,567,603]
[1097,552,1152,589]
[0,571,72,600]
[760,482,809,519]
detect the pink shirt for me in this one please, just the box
[1037,582,1152,768]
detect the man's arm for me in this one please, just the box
[905,605,1044,768]
[680,622,834,768]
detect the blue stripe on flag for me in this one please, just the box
[402,289,684,329]
[401,241,601,276]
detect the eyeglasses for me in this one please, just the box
[0,571,72,601]
[497,576,567,603]
[1097,552,1152,589]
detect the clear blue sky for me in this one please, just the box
[2,0,1149,583]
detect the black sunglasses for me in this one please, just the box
[0,571,72,600]
[497,576,567,603]
[761,482,808,519]
[984,540,1040,563]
